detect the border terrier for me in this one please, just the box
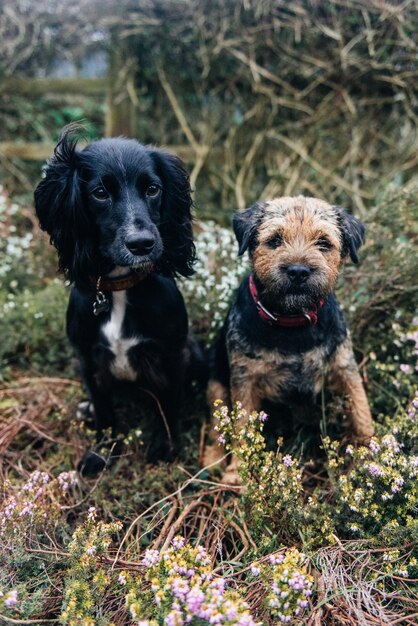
[204,196,374,484]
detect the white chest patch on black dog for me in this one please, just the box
[102,291,140,381]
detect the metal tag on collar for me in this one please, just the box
[93,277,110,316]
[303,312,313,325]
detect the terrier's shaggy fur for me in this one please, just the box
[205,196,374,484]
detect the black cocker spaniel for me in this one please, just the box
[35,125,203,476]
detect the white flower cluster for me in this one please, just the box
[181,222,248,341]
[0,186,34,287]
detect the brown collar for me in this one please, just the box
[249,273,325,327]
[92,266,153,292]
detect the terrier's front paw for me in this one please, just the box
[201,443,225,468]
[221,458,242,486]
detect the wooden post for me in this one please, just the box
[105,35,138,138]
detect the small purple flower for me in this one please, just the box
[368,463,383,478]
[172,578,190,602]
[282,455,293,468]
[171,536,186,550]
[186,586,205,613]
[4,590,18,608]
[141,549,160,567]
[400,364,411,374]
[237,614,257,626]
[391,477,404,493]
[369,440,381,455]
[87,506,96,520]
[269,554,285,565]
[165,609,184,626]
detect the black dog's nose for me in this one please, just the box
[286,265,311,282]
[125,234,155,256]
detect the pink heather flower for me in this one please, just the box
[172,578,190,601]
[186,586,205,613]
[142,549,160,567]
[269,554,285,565]
[172,536,186,549]
[4,590,18,608]
[400,364,411,374]
[210,578,225,590]
[86,545,97,556]
[165,608,184,626]
[224,601,239,620]
[250,565,260,576]
[87,506,96,520]
[218,434,226,445]
[282,455,293,467]
[57,471,77,492]
[383,435,402,453]
[368,463,383,478]
[118,572,126,585]
[369,440,381,455]
[391,477,404,493]
[195,545,210,564]
[259,411,268,423]
[237,614,257,626]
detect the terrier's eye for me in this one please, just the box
[92,186,110,201]
[316,237,332,251]
[266,234,283,249]
[146,183,161,197]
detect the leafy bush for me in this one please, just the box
[0,280,71,375]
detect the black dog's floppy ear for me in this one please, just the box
[150,149,196,278]
[334,206,366,263]
[232,202,264,256]
[34,123,91,282]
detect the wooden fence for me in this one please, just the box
[0,44,195,163]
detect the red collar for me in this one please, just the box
[248,273,324,327]
[91,265,153,292]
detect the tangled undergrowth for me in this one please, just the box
[0,183,417,624]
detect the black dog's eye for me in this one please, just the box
[316,237,332,251]
[92,186,110,201]
[146,184,161,197]
[266,234,283,249]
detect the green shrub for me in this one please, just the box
[0,280,71,375]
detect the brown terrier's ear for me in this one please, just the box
[232,202,264,256]
[334,206,366,263]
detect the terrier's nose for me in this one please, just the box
[125,234,155,256]
[286,265,311,282]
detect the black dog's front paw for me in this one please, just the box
[78,449,107,477]
[147,436,177,464]
[78,440,124,477]
[76,400,96,427]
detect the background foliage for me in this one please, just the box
[0,1,417,624]
[1,0,417,217]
